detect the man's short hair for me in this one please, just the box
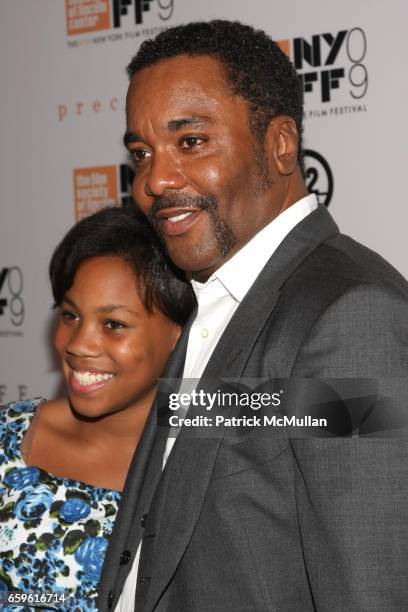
[127,20,304,169]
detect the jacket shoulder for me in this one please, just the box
[321,233,408,297]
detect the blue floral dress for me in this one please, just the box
[0,398,122,611]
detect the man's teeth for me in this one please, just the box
[167,212,193,223]
[72,370,113,386]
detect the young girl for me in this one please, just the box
[0,207,195,610]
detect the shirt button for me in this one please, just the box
[201,327,209,338]
[107,590,114,608]
[120,550,131,565]
[141,513,147,528]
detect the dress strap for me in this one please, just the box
[0,398,44,462]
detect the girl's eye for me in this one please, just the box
[105,320,126,330]
[61,310,78,321]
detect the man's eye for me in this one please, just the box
[105,320,126,330]
[180,136,205,149]
[129,149,151,163]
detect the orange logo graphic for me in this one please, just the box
[66,0,111,36]
[73,166,119,221]
[277,39,290,59]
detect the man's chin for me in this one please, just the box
[166,250,223,282]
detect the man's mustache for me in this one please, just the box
[148,193,218,223]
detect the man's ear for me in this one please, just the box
[265,116,299,176]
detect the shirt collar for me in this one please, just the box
[192,193,318,303]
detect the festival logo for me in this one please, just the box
[278,27,368,118]
[304,150,334,207]
[0,267,25,337]
[66,0,175,47]
[73,163,134,221]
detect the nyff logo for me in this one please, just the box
[0,267,24,328]
[66,0,174,36]
[73,164,134,221]
[278,27,368,103]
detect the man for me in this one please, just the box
[98,20,408,611]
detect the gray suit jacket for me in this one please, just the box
[98,205,408,611]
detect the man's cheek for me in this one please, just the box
[132,183,149,216]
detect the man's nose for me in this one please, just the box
[145,151,187,197]
[66,323,101,358]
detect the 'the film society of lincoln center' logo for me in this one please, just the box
[66,0,175,47]
[278,27,368,119]
[0,267,24,337]
[73,164,134,221]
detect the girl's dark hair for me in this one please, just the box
[49,207,196,325]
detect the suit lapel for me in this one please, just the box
[142,205,339,610]
[204,204,339,378]
[141,434,222,611]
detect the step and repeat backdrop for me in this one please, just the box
[0,0,407,403]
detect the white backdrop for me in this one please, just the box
[1,0,407,403]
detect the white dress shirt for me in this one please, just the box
[115,193,318,611]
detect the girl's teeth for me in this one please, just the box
[168,212,192,223]
[72,371,113,385]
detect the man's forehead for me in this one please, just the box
[125,54,252,139]
[124,115,214,146]
[127,54,229,99]
[126,58,240,132]
[126,88,222,128]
